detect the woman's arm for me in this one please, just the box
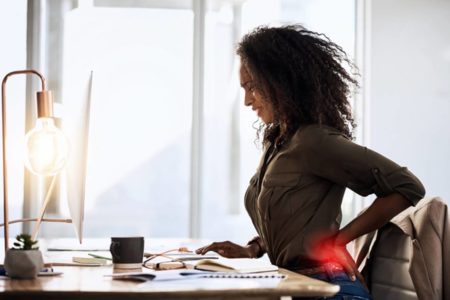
[320,192,411,282]
[303,127,425,281]
[336,193,410,246]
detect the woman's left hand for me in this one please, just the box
[195,241,255,258]
[314,235,365,284]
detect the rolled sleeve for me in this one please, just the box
[304,127,426,206]
[371,166,425,206]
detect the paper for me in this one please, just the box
[189,257,279,273]
[72,256,108,265]
[136,270,286,290]
[106,269,285,282]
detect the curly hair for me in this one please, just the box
[236,24,358,145]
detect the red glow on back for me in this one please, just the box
[308,231,341,265]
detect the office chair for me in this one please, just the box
[354,197,450,300]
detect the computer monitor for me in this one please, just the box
[61,71,93,244]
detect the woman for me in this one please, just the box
[196,25,425,300]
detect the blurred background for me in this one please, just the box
[0,0,449,244]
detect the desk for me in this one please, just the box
[0,238,339,299]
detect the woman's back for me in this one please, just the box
[245,125,424,270]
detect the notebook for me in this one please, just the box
[106,269,285,282]
[188,257,279,274]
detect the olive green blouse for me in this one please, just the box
[244,125,425,270]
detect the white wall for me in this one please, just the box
[369,0,450,203]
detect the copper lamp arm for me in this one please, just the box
[2,69,46,91]
[2,69,48,251]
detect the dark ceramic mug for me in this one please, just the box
[110,237,144,269]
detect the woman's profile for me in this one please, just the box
[196,25,425,300]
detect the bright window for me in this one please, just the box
[0,0,27,239]
[28,0,357,241]
[62,6,193,237]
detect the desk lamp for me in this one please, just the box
[2,70,70,251]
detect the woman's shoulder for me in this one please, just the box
[291,124,349,146]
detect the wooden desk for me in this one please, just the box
[0,238,339,299]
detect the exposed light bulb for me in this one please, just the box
[24,117,70,176]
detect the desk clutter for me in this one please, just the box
[144,254,279,273]
[0,239,341,299]
[104,248,285,287]
[1,238,285,288]
[37,244,285,287]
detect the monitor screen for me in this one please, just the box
[61,71,93,243]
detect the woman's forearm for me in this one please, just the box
[335,192,411,246]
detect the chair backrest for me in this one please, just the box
[356,197,450,300]
[367,223,418,300]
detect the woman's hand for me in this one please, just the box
[195,241,259,258]
[323,193,411,285]
[314,235,364,284]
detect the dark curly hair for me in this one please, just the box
[236,24,358,145]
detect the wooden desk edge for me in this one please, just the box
[0,267,340,300]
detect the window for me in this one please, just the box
[60,4,193,237]
[24,0,359,241]
[0,0,27,239]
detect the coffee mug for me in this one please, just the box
[110,237,144,269]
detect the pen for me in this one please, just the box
[88,253,112,260]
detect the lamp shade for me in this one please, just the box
[24,117,70,176]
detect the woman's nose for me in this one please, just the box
[244,92,253,106]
